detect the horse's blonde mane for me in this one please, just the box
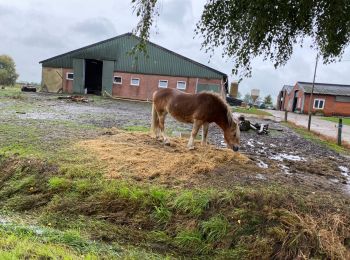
[200,91,235,127]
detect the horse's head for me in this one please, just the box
[224,113,240,152]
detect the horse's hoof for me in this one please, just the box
[188,146,195,150]
[164,141,171,146]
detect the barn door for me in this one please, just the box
[102,60,114,95]
[73,58,84,94]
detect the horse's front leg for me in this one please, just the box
[201,122,209,146]
[188,120,202,150]
[158,113,170,145]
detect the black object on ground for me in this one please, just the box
[21,85,37,92]
[238,115,269,135]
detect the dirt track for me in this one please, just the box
[1,91,349,195]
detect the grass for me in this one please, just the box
[122,125,150,132]
[173,190,212,217]
[0,85,22,98]
[0,214,165,259]
[322,116,350,126]
[232,106,272,116]
[0,155,349,258]
[284,122,350,153]
[201,215,230,242]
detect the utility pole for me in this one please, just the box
[307,54,319,131]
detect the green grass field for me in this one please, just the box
[232,107,273,116]
[321,117,350,126]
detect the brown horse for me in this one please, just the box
[151,88,240,151]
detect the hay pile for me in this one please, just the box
[76,128,249,185]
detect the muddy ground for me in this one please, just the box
[1,91,349,195]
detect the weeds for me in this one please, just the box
[201,215,230,243]
[175,230,208,253]
[152,205,172,224]
[173,191,211,217]
[48,177,71,190]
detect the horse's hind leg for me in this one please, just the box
[188,120,202,150]
[158,112,170,145]
[201,122,209,145]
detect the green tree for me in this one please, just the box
[132,0,350,78]
[264,95,272,105]
[0,55,19,86]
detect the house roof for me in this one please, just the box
[39,33,226,79]
[297,81,350,96]
[282,85,293,94]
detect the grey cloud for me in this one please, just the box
[0,4,16,17]
[160,0,193,28]
[19,30,67,50]
[71,17,117,39]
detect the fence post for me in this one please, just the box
[338,118,343,146]
[284,110,288,122]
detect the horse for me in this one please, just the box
[151,88,240,151]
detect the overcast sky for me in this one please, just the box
[1,0,350,101]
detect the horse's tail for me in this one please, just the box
[151,102,159,135]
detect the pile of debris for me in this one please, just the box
[58,95,90,103]
[238,115,269,135]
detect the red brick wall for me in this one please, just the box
[278,82,350,116]
[303,94,350,116]
[62,68,73,93]
[112,72,222,100]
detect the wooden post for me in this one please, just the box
[284,110,288,122]
[338,118,343,146]
[307,54,319,131]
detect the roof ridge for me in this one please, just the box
[297,81,350,87]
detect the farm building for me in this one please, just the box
[39,33,227,100]
[277,81,350,116]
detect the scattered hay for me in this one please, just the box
[76,128,249,185]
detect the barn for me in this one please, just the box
[277,81,350,116]
[39,33,228,100]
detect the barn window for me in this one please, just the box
[158,80,168,88]
[66,73,74,80]
[113,76,122,84]
[313,99,325,109]
[177,81,186,90]
[131,78,140,86]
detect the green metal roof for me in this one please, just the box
[40,33,226,79]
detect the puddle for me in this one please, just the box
[247,139,255,147]
[270,153,305,162]
[329,178,340,183]
[255,173,267,180]
[338,166,350,193]
[339,166,349,177]
[279,164,292,175]
[0,215,46,236]
[257,160,268,169]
